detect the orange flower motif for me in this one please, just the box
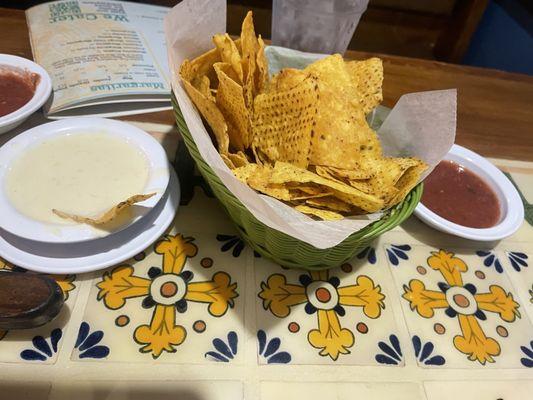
[403,250,520,364]
[96,234,238,359]
[259,270,384,361]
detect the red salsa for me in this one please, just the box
[421,160,501,228]
[0,68,38,118]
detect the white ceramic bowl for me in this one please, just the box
[0,117,170,243]
[414,144,524,241]
[0,54,52,134]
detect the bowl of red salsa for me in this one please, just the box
[0,54,51,134]
[414,144,524,241]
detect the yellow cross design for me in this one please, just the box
[403,250,520,364]
[259,269,385,360]
[96,234,238,359]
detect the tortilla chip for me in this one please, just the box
[302,55,382,169]
[221,154,235,169]
[179,47,220,86]
[228,151,250,168]
[232,163,260,183]
[317,165,373,181]
[270,162,384,212]
[180,76,229,155]
[240,11,260,108]
[306,196,352,212]
[248,166,292,201]
[53,193,156,225]
[252,74,319,168]
[213,33,243,83]
[268,68,307,92]
[294,205,343,221]
[214,62,251,150]
[345,58,383,114]
[256,35,269,93]
[386,160,427,207]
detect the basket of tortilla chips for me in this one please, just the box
[173,12,425,269]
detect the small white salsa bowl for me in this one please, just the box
[414,144,524,241]
[0,54,52,135]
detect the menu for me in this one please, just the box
[26,0,171,118]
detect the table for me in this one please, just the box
[1,7,532,400]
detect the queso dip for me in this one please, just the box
[5,132,149,224]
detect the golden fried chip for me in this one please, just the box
[317,165,373,181]
[301,55,382,169]
[180,77,229,155]
[193,75,214,101]
[214,62,252,150]
[270,162,383,212]
[247,166,292,201]
[386,160,427,207]
[306,196,352,212]
[228,151,250,168]
[53,193,156,225]
[179,47,221,85]
[289,187,333,200]
[294,205,343,221]
[256,35,269,93]
[345,58,383,114]
[252,74,319,168]
[240,11,260,108]
[232,163,260,183]
[213,33,243,83]
[268,68,307,92]
[221,154,235,169]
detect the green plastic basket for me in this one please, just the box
[172,94,423,270]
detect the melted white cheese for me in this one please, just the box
[5,132,149,224]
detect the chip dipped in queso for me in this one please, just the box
[179,12,427,221]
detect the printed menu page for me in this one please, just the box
[26,0,172,118]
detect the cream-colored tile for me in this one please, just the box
[387,244,532,368]
[49,380,243,400]
[255,243,405,365]
[261,381,425,400]
[424,380,533,400]
[75,230,246,363]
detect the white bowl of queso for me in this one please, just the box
[0,118,170,243]
[414,144,524,241]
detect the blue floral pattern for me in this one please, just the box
[357,246,377,264]
[20,328,62,361]
[257,330,291,364]
[74,322,110,359]
[412,335,445,366]
[520,341,533,368]
[476,250,503,273]
[386,245,411,266]
[205,331,238,362]
[506,252,528,272]
[216,234,260,258]
[375,334,403,365]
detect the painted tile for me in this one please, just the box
[255,243,405,365]
[0,381,50,400]
[261,381,425,400]
[0,261,79,364]
[424,380,533,400]
[49,380,243,400]
[387,244,532,368]
[76,230,245,363]
[498,245,533,322]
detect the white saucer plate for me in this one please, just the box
[0,168,179,274]
[414,144,524,241]
[0,117,170,243]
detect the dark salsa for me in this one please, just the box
[0,68,39,118]
[421,160,501,228]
